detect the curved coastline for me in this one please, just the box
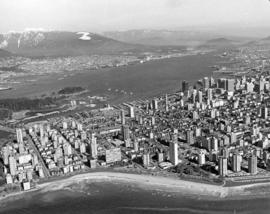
[1,172,270,205]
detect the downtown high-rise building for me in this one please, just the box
[232,153,241,172]
[186,130,194,145]
[122,125,130,141]
[218,157,228,177]
[203,77,209,89]
[9,156,17,176]
[143,152,150,167]
[121,109,125,125]
[169,138,178,166]
[261,105,268,119]
[16,128,23,144]
[165,94,169,112]
[225,79,235,92]
[248,155,257,175]
[182,80,189,92]
[90,133,98,159]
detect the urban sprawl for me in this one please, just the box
[2,73,270,194]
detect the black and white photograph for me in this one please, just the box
[0,0,270,213]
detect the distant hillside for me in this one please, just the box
[199,37,239,49]
[0,49,12,57]
[103,29,217,46]
[245,36,270,47]
[0,30,141,57]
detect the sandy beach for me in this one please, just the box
[35,172,270,199]
[1,171,270,205]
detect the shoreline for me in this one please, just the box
[1,171,270,204]
[0,50,214,99]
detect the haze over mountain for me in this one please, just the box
[103,29,256,47]
[199,38,239,49]
[0,30,141,57]
[103,30,217,46]
[245,35,270,47]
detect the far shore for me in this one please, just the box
[2,171,270,204]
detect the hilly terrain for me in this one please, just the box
[103,29,216,46]
[199,38,238,49]
[246,36,270,47]
[0,30,143,57]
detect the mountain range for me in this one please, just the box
[103,29,217,46]
[0,29,269,57]
[0,30,139,57]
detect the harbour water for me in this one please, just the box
[0,52,222,99]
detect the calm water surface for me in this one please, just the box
[0,53,221,99]
[0,181,269,214]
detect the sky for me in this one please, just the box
[0,0,270,33]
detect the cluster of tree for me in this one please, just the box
[0,97,57,112]
[0,108,12,120]
[58,86,85,95]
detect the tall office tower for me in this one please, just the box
[129,105,135,118]
[225,79,235,92]
[207,88,213,101]
[165,94,169,112]
[203,77,209,89]
[2,146,9,165]
[9,156,17,176]
[198,91,203,103]
[151,116,155,126]
[120,109,125,125]
[143,152,150,167]
[198,151,206,165]
[16,128,23,144]
[259,78,265,93]
[152,99,159,111]
[122,125,130,141]
[248,155,257,175]
[169,140,178,166]
[218,157,228,177]
[186,130,194,145]
[210,76,215,87]
[62,121,68,130]
[90,133,98,159]
[133,140,139,152]
[71,120,77,129]
[232,153,242,172]
[261,105,268,119]
[211,137,218,151]
[192,91,197,103]
[182,80,189,92]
